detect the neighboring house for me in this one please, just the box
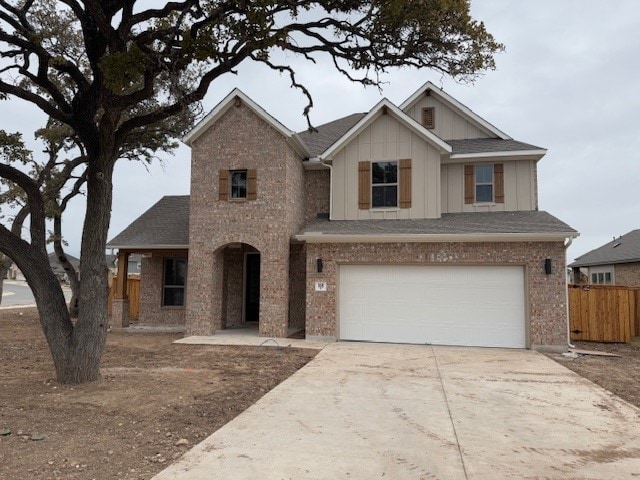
[48,252,80,282]
[569,230,640,286]
[106,252,142,276]
[107,82,578,351]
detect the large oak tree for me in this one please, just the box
[0,0,502,383]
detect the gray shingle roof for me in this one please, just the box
[297,113,542,158]
[569,229,640,267]
[297,113,366,157]
[299,211,576,236]
[107,196,190,249]
[448,139,544,155]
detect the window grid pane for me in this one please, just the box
[164,258,187,306]
[475,165,494,203]
[231,171,247,199]
[371,161,398,208]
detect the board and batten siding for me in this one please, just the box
[331,113,441,220]
[404,95,492,140]
[441,160,537,213]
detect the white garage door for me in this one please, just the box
[339,265,526,348]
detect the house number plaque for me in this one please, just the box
[314,281,327,292]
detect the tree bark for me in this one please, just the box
[53,214,80,318]
[0,254,12,305]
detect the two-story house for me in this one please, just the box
[107,81,578,351]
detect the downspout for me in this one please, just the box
[564,236,576,349]
[320,158,333,220]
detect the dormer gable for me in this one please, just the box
[318,98,451,161]
[400,81,511,141]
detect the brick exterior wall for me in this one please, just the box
[288,243,306,331]
[303,169,330,222]
[139,253,187,325]
[305,241,568,349]
[615,262,640,286]
[185,101,305,337]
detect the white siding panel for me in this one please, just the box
[339,265,526,348]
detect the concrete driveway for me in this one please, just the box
[153,343,640,479]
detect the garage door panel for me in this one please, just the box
[339,265,526,348]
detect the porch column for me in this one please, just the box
[259,250,290,338]
[112,250,130,328]
[186,249,224,335]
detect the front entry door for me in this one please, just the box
[244,253,260,323]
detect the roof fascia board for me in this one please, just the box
[320,99,451,160]
[107,244,190,250]
[294,232,578,244]
[445,150,547,163]
[183,89,309,157]
[399,81,512,140]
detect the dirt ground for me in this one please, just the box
[0,308,317,480]
[547,341,640,409]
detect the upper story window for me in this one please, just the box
[231,170,247,199]
[371,161,398,208]
[475,164,494,202]
[464,163,504,205]
[163,258,187,306]
[218,169,257,201]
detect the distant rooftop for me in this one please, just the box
[570,229,640,267]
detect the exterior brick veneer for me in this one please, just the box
[303,170,330,222]
[139,254,186,325]
[305,241,568,350]
[185,102,305,337]
[615,262,640,286]
[111,298,130,328]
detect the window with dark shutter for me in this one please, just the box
[218,170,229,201]
[494,163,504,204]
[464,165,474,204]
[399,159,411,208]
[358,161,371,209]
[247,169,257,200]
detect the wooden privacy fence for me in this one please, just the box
[108,276,141,320]
[568,285,640,343]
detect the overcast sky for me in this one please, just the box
[1,1,638,264]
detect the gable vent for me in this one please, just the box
[422,107,435,129]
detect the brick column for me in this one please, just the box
[111,298,130,328]
[259,250,290,338]
[185,249,224,336]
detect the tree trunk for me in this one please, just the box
[0,254,12,306]
[57,155,114,383]
[53,215,80,318]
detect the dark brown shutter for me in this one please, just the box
[247,169,257,200]
[399,159,412,208]
[464,165,475,204]
[358,161,371,210]
[494,163,504,203]
[422,107,435,129]
[218,170,229,201]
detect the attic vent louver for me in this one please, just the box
[421,107,435,129]
[613,242,621,248]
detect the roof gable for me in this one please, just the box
[183,89,309,157]
[319,98,451,161]
[400,81,511,140]
[570,229,640,267]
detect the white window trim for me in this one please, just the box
[371,161,398,209]
[475,164,494,203]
